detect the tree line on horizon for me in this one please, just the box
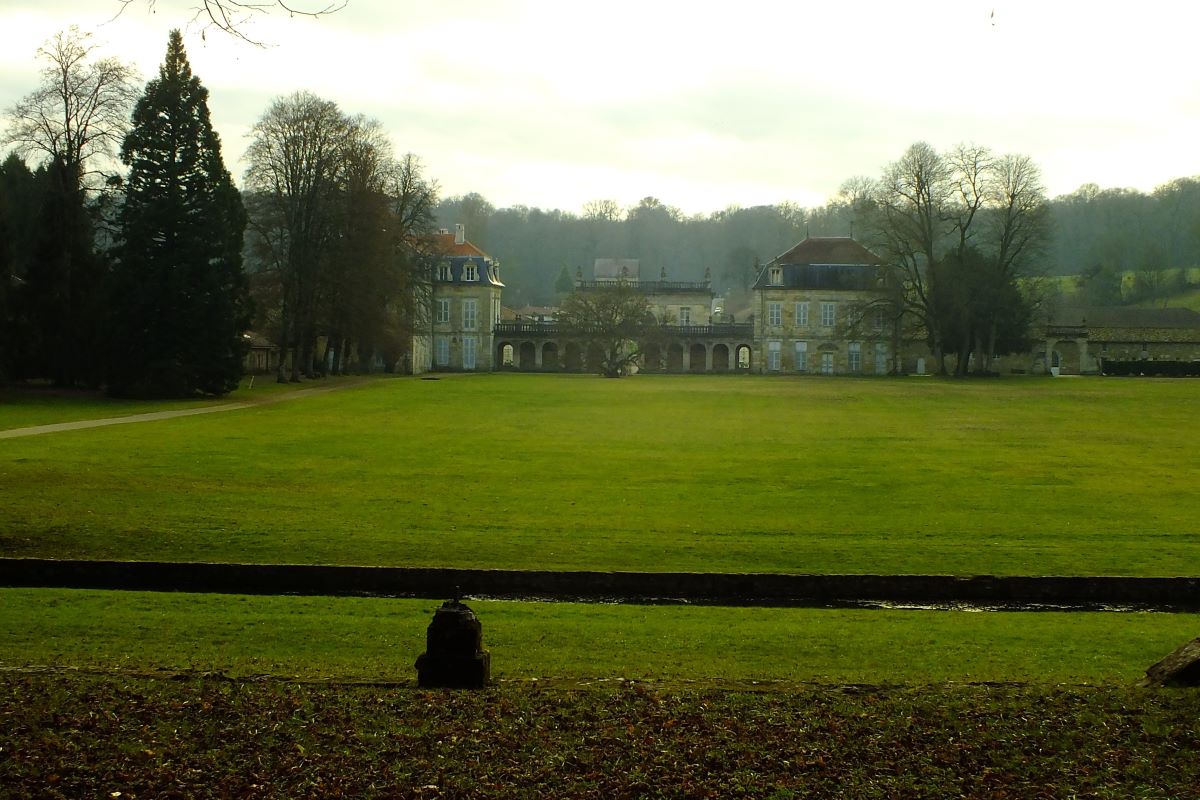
[435,176,1200,313]
[3,26,1198,391]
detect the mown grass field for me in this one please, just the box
[2,373,1197,576]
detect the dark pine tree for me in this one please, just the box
[0,154,40,382]
[108,30,249,397]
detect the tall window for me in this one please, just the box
[435,299,450,323]
[794,341,808,372]
[768,302,781,326]
[795,302,809,327]
[438,264,451,281]
[821,352,834,374]
[493,296,501,325]
[463,299,477,330]
[873,307,885,331]
[435,336,450,366]
[464,263,478,281]
[679,307,691,326]
[875,342,888,375]
[848,342,862,373]
[768,340,781,371]
[463,336,477,370]
[821,302,836,327]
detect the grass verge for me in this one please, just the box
[1,589,1195,684]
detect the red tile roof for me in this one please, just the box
[431,231,491,260]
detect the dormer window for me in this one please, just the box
[437,264,451,281]
[464,263,478,281]
[768,267,782,286]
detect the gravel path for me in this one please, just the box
[0,380,370,440]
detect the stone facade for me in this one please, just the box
[998,306,1200,375]
[751,237,897,375]
[425,225,504,373]
[415,230,1200,377]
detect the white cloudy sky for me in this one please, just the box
[2,0,1199,215]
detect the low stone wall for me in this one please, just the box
[2,559,1199,610]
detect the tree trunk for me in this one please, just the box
[954,327,971,376]
[976,323,997,375]
[276,298,292,384]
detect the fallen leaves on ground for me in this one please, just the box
[2,673,1199,799]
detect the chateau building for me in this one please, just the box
[419,224,504,373]
[415,228,1200,377]
[751,237,894,375]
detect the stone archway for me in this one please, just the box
[518,342,536,370]
[642,342,663,372]
[712,343,730,372]
[689,343,707,372]
[666,343,684,372]
[498,342,515,368]
[542,341,559,370]
[1054,340,1081,375]
[736,344,752,371]
[585,343,605,372]
[564,342,583,371]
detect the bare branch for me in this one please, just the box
[113,1,347,46]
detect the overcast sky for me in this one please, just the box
[2,0,1199,215]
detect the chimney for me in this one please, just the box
[455,224,465,245]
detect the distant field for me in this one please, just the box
[2,374,1198,576]
[1052,267,1200,310]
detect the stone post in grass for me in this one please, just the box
[415,599,491,688]
[1142,636,1200,687]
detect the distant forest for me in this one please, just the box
[435,179,1200,309]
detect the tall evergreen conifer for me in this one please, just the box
[109,30,249,397]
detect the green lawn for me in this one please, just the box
[2,588,1195,684]
[4,374,1197,797]
[2,373,1197,576]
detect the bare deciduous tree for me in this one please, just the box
[582,199,622,222]
[245,94,439,378]
[863,142,1049,375]
[3,27,139,191]
[556,282,659,377]
[322,122,438,374]
[244,91,351,381]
